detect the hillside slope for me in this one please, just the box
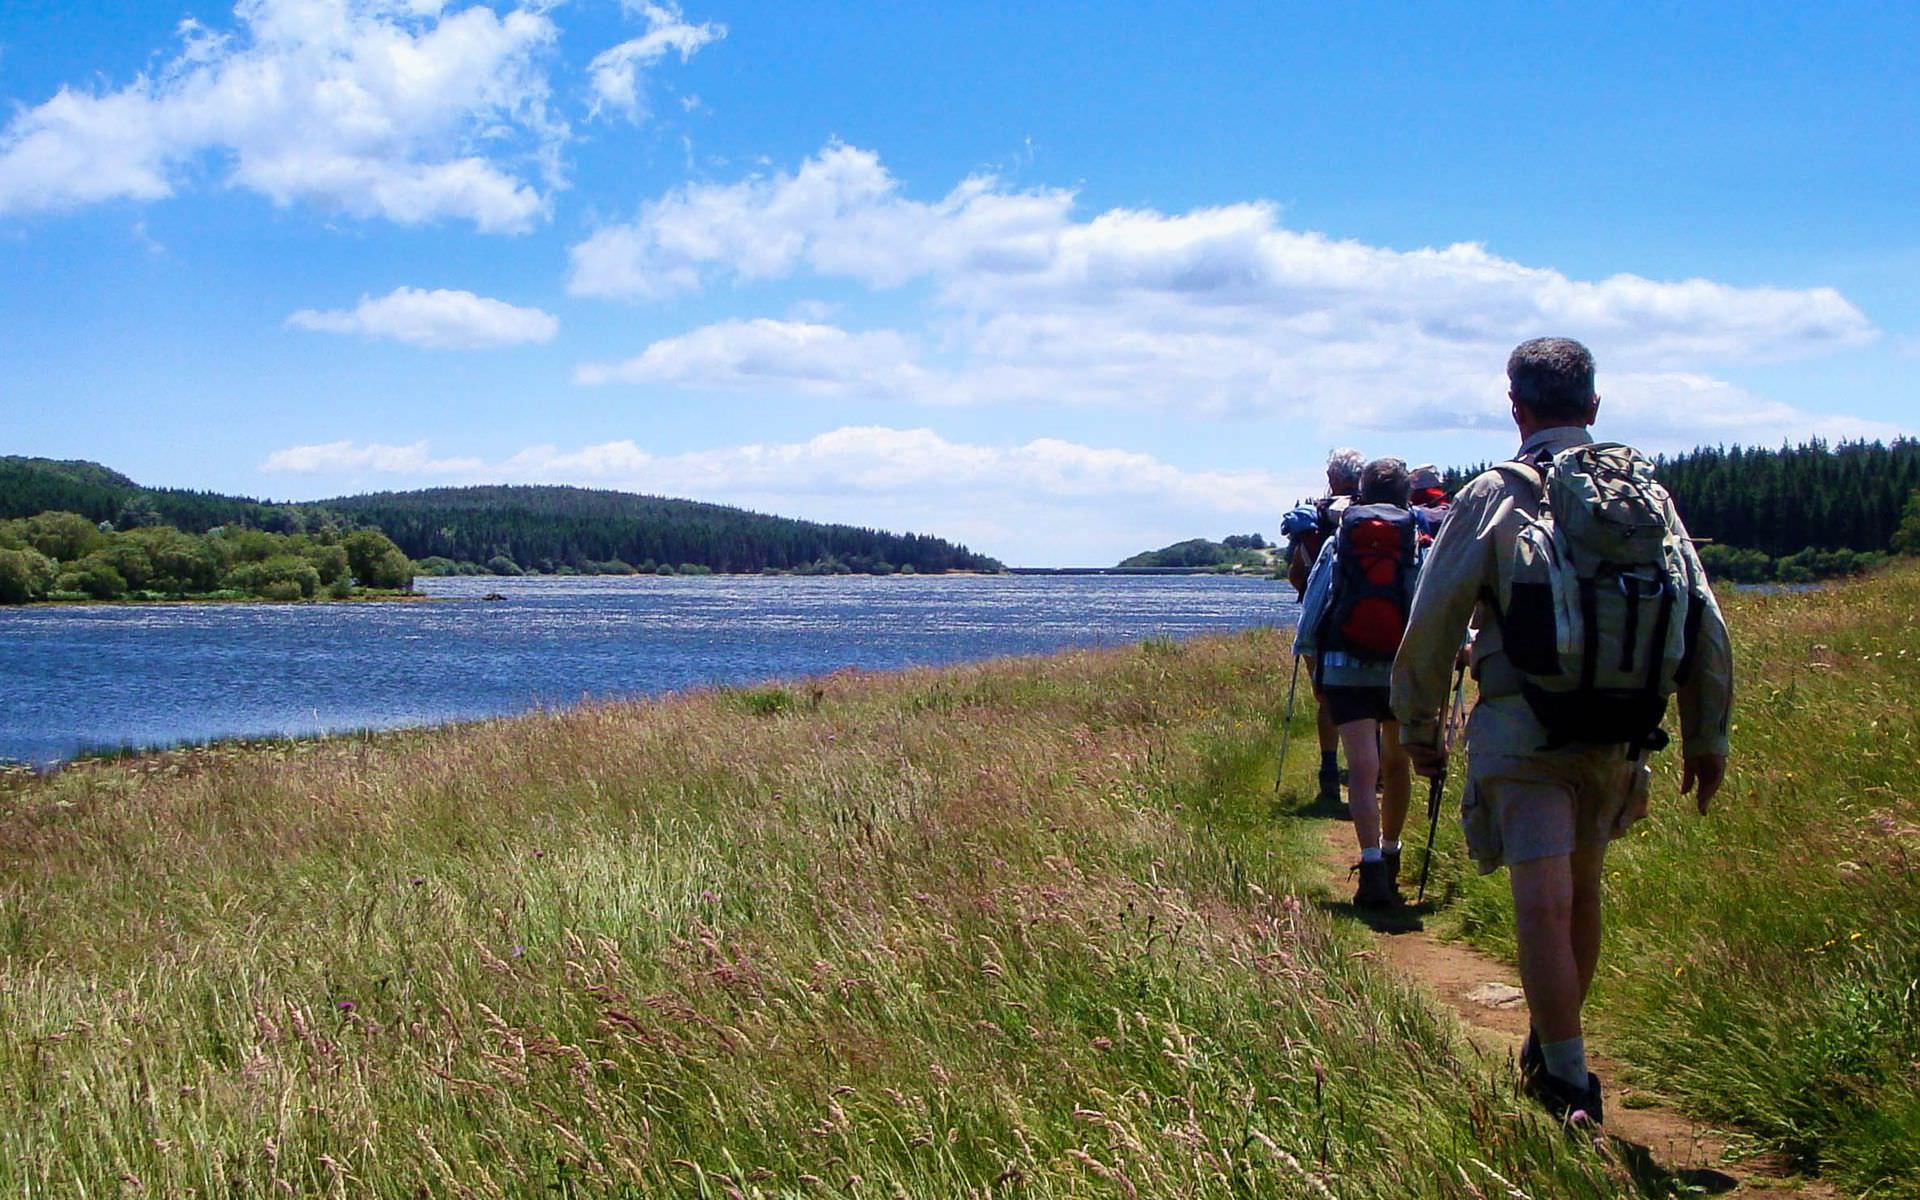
[0,457,1001,575]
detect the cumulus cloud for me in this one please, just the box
[260,426,1310,564]
[0,0,718,230]
[287,286,558,348]
[574,318,923,392]
[567,144,1882,433]
[261,439,483,474]
[588,3,724,121]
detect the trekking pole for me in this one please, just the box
[1416,660,1470,904]
[1274,654,1302,793]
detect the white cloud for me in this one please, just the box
[259,426,1311,564]
[588,3,724,121]
[287,286,557,348]
[574,318,923,392]
[566,144,1883,434]
[0,0,719,230]
[261,439,483,473]
[1596,373,1907,451]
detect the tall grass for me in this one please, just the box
[0,633,1649,1196]
[1445,565,1920,1196]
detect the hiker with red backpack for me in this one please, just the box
[1282,448,1365,805]
[1391,337,1734,1129]
[1294,456,1423,909]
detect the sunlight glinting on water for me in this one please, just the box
[0,575,1298,765]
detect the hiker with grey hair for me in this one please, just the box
[1296,456,1421,907]
[1391,337,1734,1127]
[1284,447,1368,804]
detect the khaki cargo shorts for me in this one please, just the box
[1460,698,1652,874]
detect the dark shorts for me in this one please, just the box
[1323,685,1393,726]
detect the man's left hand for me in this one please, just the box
[1407,743,1448,780]
[1681,753,1727,815]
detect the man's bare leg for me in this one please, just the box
[1379,718,1412,846]
[1509,853,1582,1044]
[1316,699,1341,798]
[1569,839,1607,1003]
[1339,720,1382,850]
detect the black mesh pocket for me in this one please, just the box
[1504,582,1562,677]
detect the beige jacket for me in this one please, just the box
[1390,426,1734,759]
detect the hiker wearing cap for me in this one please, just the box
[1283,448,1364,805]
[1391,338,1734,1127]
[1408,464,1450,539]
[1295,457,1422,908]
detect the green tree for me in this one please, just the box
[127,527,221,594]
[25,511,105,562]
[0,546,57,604]
[301,542,352,587]
[343,529,414,590]
[94,539,155,591]
[222,556,321,599]
[1895,488,1920,556]
[56,557,129,599]
[115,495,164,529]
[485,554,523,576]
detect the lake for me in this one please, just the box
[0,574,1299,766]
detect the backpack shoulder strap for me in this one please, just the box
[1490,453,1550,495]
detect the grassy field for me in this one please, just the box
[1438,564,1920,1197]
[4,567,1915,1197]
[6,633,1656,1198]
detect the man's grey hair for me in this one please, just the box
[1325,447,1365,485]
[1508,337,1596,420]
[1359,457,1411,507]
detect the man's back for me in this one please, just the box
[1393,427,1733,763]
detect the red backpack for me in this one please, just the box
[1320,503,1418,660]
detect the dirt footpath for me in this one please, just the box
[1312,819,1828,1198]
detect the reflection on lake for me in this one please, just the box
[1,574,1298,766]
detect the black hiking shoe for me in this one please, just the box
[1317,764,1342,807]
[1519,1029,1545,1088]
[1525,1067,1604,1128]
[1384,848,1402,891]
[1352,859,1397,909]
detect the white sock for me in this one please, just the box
[1359,846,1383,863]
[1381,840,1402,856]
[1540,1036,1588,1088]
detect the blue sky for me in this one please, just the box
[2,0,1914,565]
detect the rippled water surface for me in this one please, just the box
[1,574,1298,765]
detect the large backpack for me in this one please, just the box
[1283,495,1351,597]
[1320,503,1418,661]
[1493,442,1697,751]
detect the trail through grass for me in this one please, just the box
[2,632,1658,1197]
[1435,565,1920,1197]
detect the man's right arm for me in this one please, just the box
[1392,478,1499,749]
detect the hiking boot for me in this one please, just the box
[1519,1030,1545,1088]
[1352,858,1397,909]
[1384,848,1402,891]
[1317,764,1342,806]
[1525,1067,1605,1128]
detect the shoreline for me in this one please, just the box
[15,588,435,610]
[1,623,1284,778]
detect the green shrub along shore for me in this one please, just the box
[1,568,1915,1196]
[0,511,414,604]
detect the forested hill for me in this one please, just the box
[1444,438,1920,556]
[325,486,1000,575]
[0,458,1002,575]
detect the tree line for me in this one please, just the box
[0,511,414,605]
[327,487,1002,575]
[0,459,1003,576]
[1443,438,1920,583]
